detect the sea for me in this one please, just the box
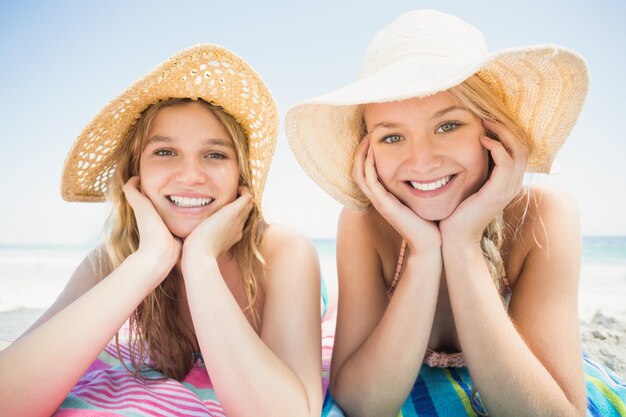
[1,237,625,338]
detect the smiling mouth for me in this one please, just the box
[167,195,214,208]
[408,175,454,191]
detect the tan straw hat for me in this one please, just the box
[286,9,588,211]
[61,44,278,212]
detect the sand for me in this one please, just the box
[580,311,626,380]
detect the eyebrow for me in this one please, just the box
[145,135,234,149]
[432,105,472,118]
[368,122,401,134]
[367,105,473,134]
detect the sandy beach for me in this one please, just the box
[580,311,626,380]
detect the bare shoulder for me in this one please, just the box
[339,205,386,237]
[261,223,318,266]
[507,185,580,245]
[339,206,401,279]
[259,224,320,295]
[79,245,113,281]
[21,244,111,337]
[504,185,581,285]
[339,206,396,251]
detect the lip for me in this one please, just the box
[404,174,456,197]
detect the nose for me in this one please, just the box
[405,136,443,173]
[175,157,206,184]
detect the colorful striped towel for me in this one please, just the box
[0,316,335,417]
[322,354,626,417]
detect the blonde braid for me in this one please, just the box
[481,212,506,292]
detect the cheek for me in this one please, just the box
[137,163,162,202]
[218,164,241,200]
[465,146,490,187]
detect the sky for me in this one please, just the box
[0,0,625,246]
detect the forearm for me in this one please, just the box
[443,240,582,417]
[184,258,316,417]
[333,251,441,417]
[0,252,167,417]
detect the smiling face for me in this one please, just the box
[364,92,490,221]
[138,101,240,238]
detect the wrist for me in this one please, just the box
[439,223,483,247]
[405,229,442,254]
[441,237,483,260]
[181,251,218,281]
[405,249,443,268]
[124,251,174,288]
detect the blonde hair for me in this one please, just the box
[104,98,265,380]
[448,74,530,291]
[360,74,531,291]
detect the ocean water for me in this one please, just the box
[0,237,624,317]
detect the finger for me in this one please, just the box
[479,136,525,199]
[362,148,399,212]
[123,176,145,210]
[480,136,513,169]
[363,146,383,198]
[482,119,527,162]
[356,145,379,202]
[238,185,252,197]
[351,136,370,185]
[352,139,376,201]
[231,190,254,221]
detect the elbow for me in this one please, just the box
[329,382,397,417]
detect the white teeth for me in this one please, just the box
[410,175,452,191]
[168,195,213,208]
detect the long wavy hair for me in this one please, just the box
[103,98,265,380]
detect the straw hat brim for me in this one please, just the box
[61,44,279,214]
[286,45,588,211]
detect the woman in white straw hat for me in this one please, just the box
[288,9,625,417]
[0,45,323,416]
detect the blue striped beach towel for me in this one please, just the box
[322,355,626,417]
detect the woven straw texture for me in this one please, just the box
[285,10,588,211]
[61,44,278,212]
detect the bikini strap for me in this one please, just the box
[387,239,407,297]
[387,239,512,302]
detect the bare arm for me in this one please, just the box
[0,177,181,417]
[443,188,586,417]
[329,209,442,417]
[182,211,323,417]
[19,247,105,338]
[438,120,586,417]
[0,250,175,417]
[330,138,443,417]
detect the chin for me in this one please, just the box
[410,204,457,222]
[167,221,200,240]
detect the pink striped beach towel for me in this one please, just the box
[46,315,336,416]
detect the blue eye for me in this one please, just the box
[436,122,461,133]
[155,149,174,156]
[206,152,226,159]
[382,134,403,144]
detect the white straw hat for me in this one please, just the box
[61,44,278,214]
[286,9,588,211]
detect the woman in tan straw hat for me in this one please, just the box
[0,45,323,416]
[288,9,625,417]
